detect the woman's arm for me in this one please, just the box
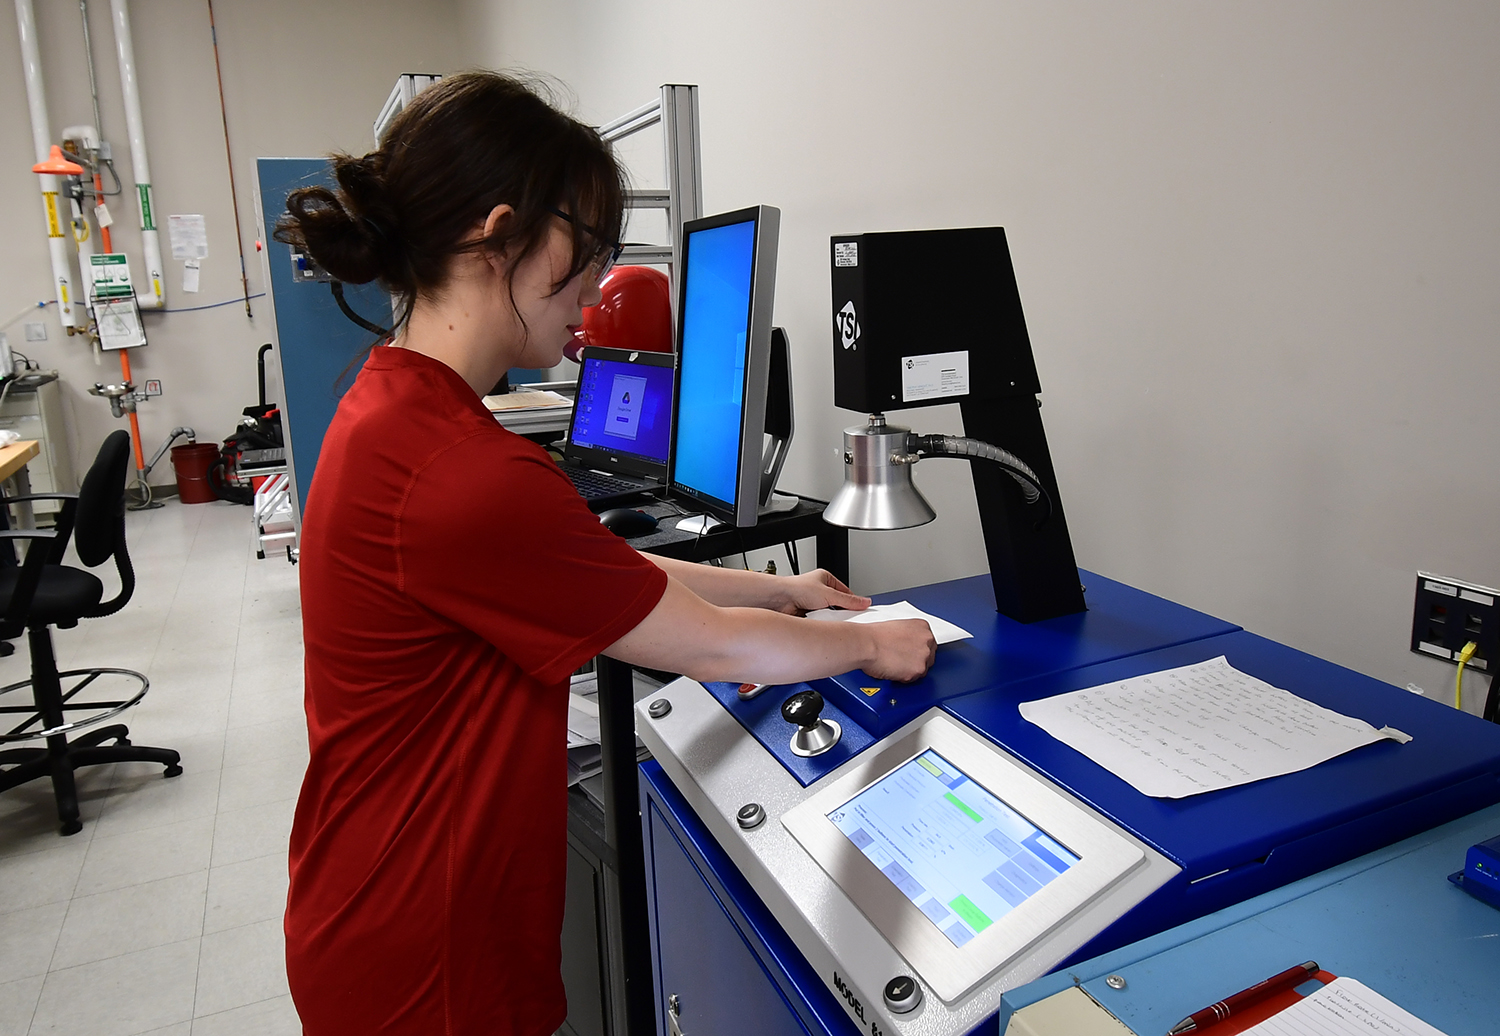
[605,575,935,684]
[644,555,870,614]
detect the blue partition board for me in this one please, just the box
[814,570,1239,739]
[943,630,1500,961]
[256,158,392,513]
[1001,803,1500,1036]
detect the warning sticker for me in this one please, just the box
[834,241,858,267]
[901,350,970,402]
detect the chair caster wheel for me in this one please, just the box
[164,764,183,778]
[60,819,82,836]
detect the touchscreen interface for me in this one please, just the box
[828,750,1080,948]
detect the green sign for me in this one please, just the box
[137,184,155,231]
[89,253,135,298]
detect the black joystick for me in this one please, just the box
[781,689,841,757]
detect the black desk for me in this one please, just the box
[568,497,848,1036]
[612,495,849,584]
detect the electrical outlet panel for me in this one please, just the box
[1411,572,1500,674]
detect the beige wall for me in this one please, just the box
[1,0,461,488]
[457,0,1500,704]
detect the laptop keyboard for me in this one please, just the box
[566,467,648,500]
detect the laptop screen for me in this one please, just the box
[569,351,675,470]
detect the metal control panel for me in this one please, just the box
[637,680,1179,1036]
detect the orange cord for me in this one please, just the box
[95,172,112,253]
[117,349,147,472]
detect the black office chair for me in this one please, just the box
[0,431,180,835]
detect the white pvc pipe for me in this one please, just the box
[14,0,79,329]
[109,0,164,309]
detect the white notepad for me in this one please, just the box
[1018,657,1411,798]
[1243,977,1448,1036]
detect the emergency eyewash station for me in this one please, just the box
[622,227,1500,1036]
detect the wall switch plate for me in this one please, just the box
[1411,572,1500,674]
[24,322,46,342]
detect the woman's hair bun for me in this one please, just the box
[273,153,400,289]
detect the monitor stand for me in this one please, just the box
[758,326,794,513]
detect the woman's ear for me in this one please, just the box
[479,204,516,271]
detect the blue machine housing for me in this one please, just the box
[703,569,1239,784]
[656,571,1500,1035]
[943,630,1500,961]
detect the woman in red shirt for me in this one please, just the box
[277,72,935,1036]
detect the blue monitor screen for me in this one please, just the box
[674,219,757,506]
[569,356,674,466]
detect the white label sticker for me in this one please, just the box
[834,241,858,267]
[182,259,201,293]
[901,350,970,402]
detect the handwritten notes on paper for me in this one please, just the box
[1243,977,1449,1036]
[1017,657,1411,798]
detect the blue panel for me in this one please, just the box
[256,158,393,511]
[1002,804,1500,1036]
[700,681,876,788]
[943,630,1500,960]
[642,761,860,1036]
[817,570,1240,738]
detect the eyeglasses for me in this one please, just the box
[545,205,624,280]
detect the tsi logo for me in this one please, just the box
[836,301,862,350]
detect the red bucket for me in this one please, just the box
[170,443,220,504]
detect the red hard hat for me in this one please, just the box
[568,265,672,362]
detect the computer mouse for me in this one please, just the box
[598,508,659,538]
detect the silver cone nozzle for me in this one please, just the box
[823,415,937,530]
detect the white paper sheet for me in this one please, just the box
[182,259,201,294]
[1017,656,1411,798]
[804,601,973,645]
[167,214,208,259]
[1242,977,1448,1036]
[567,693,600,749]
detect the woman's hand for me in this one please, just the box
[774,570,872,615]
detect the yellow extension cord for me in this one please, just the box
[1456,640,1479,711]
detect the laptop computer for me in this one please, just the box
[557,346,675,508]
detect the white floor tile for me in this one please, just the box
[203,855,288,935]
[190,995,300,1036]
[0,975,42,1036]
[0,842,89,913]
[214,763,304,816]
[29,938,199,1036]
[220,719,306,772]
[89,767,222,840]
[193,921,288,1019]
[51,871,209,970]
[75,816,214,896]
[209,799,295,870]
[0,901,67,979]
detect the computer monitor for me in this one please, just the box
[668,205,782,527]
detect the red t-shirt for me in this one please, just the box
[286,346,667,1036]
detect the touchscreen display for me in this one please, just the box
[828,750,1080,948]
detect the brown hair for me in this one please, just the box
[274,71,625,330]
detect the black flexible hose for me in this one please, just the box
[329,281,392,338]
[912,434,1053,523]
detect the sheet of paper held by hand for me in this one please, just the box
[804,601,973,645]
[1017,656,1412,799]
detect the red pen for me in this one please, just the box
[1166,961,1320,1034]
